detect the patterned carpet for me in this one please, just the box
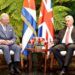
[0,69,75,75]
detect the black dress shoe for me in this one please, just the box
[59,70,65,75]
[14,67,21,74]
[9,63,15,75]
[59,67,67,75]
[13,62,21,74]
[9,68,14,75]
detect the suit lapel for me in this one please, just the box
[0,25,7,38]
[71,26,75,41]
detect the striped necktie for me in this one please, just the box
[65,27,70,45]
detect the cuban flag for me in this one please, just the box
[21,0,36,56]
[38,0,54,49]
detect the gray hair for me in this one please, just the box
[65,15,74,23]
[0,13,9,20]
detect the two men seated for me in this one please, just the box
[0,13,75,75]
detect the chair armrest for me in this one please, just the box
[0,49,14,55]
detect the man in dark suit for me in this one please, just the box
[0,13,21,74]
[51,15,75,75]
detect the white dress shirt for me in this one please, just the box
[62,26,74,44]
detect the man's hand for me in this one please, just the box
[0,40,7,44]
[0,40,13,45]
[48,41,54,48]
[6,40,13,45]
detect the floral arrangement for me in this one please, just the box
[28,37,48,49]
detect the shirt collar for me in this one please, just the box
[67,25,73,29]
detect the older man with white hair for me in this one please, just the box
[0,13,21,74]
[51,15,75,75]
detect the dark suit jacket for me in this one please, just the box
[0,24,16,44]
[54,26,75,45]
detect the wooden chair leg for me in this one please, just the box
[43,52,47,75]
[20,54,24,69]
[50,52,54,69]
[21,58,24,69]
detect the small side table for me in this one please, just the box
[26,48,48,75]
